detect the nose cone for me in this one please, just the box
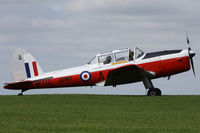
[189,50,195,57]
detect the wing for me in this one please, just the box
[104,64,156,86]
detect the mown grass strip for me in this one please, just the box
[0,95,200,133]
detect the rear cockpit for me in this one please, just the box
[87,47,145,67]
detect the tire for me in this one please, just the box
[147,88,162,96]
[156,88,162,96]
[147,89,156,96]
[18,93,23,96]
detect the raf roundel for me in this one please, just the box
[80,71,91,82]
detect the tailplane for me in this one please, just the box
[12,48,44,81]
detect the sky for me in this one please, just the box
[0,0,199,95]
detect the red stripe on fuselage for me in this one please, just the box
[32,61,39,76]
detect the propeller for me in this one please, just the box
[186,32,196,77]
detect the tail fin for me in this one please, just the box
[12,48,44,81]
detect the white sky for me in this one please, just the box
[0,0,199,95]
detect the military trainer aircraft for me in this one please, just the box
[3,37,196,96]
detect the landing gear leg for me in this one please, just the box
[142,76,162,96]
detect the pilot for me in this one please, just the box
[129,51,134,61]
[104,56,112,64]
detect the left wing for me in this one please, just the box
[104,64,156,86]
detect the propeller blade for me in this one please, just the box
[186,33,196,77]
[190,56,196,77]
[186,32,192,50]
[186,32,190,45]
[188,48,196,77]
[187,37,190,45]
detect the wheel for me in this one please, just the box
[147,89,156,96]
[147,88,162,96]
[156,88,162,96]
[18,93,23,96]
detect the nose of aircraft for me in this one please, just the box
[189,50,195,57]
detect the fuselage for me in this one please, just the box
[4,48,191,91]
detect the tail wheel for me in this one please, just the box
[17,89,27,96]
[18,93,23,96]
[147,88,162,96]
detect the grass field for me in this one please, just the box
[0,95,200,133]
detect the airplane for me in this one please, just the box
[3,37,196,96]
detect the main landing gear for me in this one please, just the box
[143,76,162,96]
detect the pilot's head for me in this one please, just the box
[106,56,111,63]
[130,51,134,57]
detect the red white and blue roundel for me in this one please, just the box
[80,71,91,82]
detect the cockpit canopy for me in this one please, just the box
[87,47,145,66]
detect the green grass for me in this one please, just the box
[0,95,200,133]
